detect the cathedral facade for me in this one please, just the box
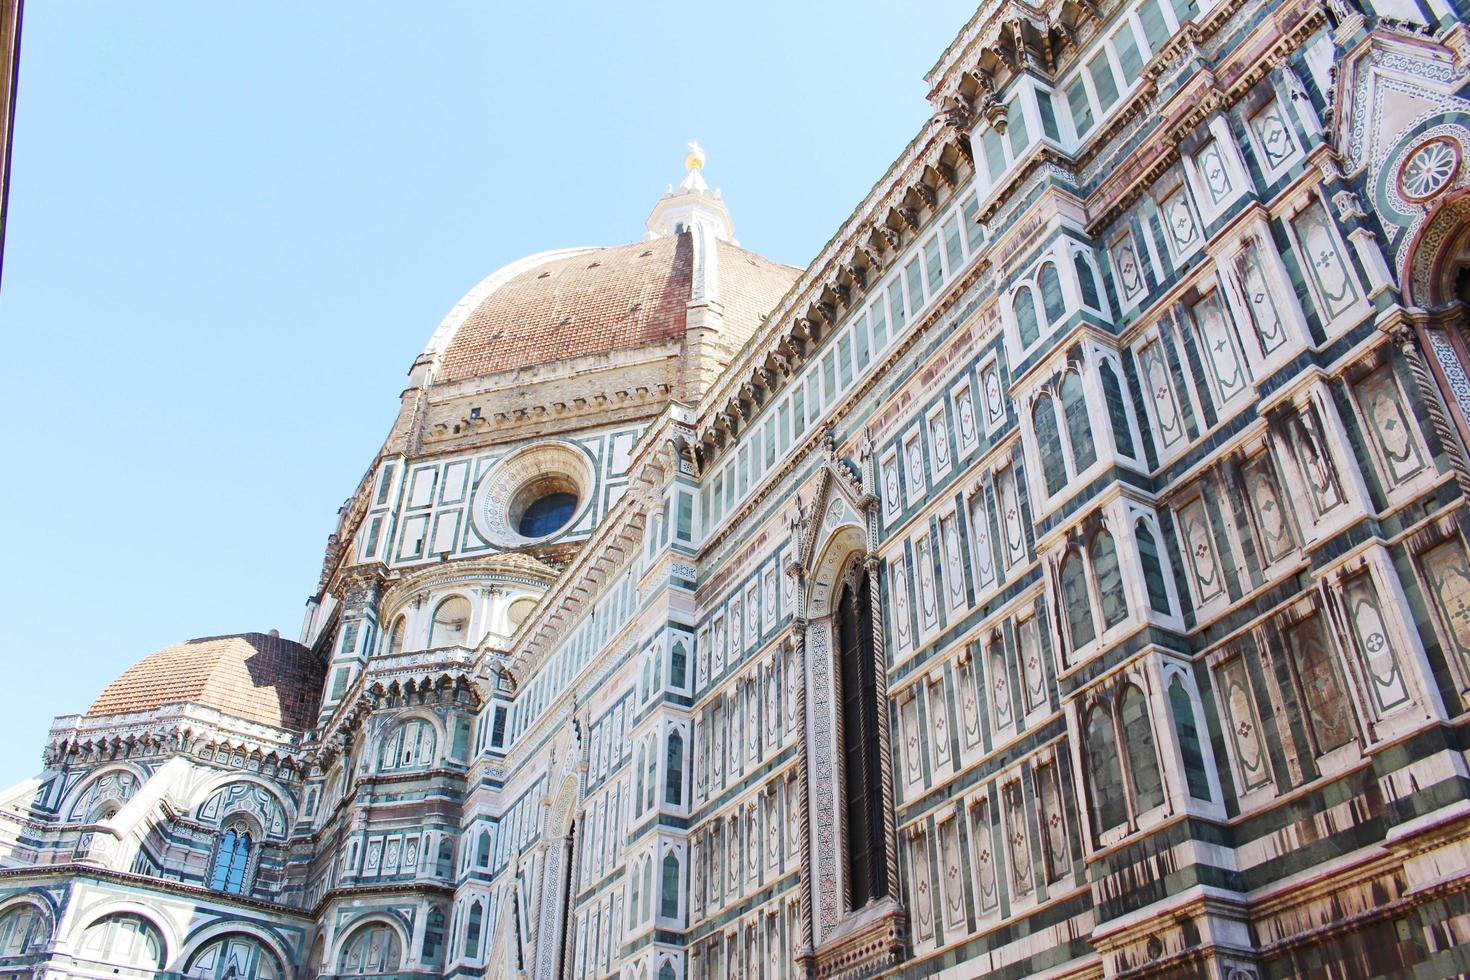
[9,0,1470,976]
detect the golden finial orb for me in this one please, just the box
[685,140,706,172]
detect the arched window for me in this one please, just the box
[633,744,645,814]
[837,565,888,909]
[463,901,483,959]
[1032,397,1068,496]
[0,904,48,957]
[1060,551,1096,650]
[1120,685,1165,812]
[1168,676,1212,800]
[1099,360,1136,458]
[1060,372,1097,472]
[476,830,490,868]
[642,855,654,920]
[644,739,657,812]
[428,595,471,648]
[660,963,677,980]
[380,718,437,772]
[1085,706,1127,832]
[435,839,454,877]
[183,933,284,980]
[664,730,684,806]
[337,922,402,976]
[1135,521,1172,614]
[422,909,446,965]
[1089,530,1128,629]
[79,914,164,971]
[670,642,688,690]
[1013,286,1040,346]
[628,864,641,926]
[208,821,254,895]
[1074,252,1101,309]
[1038,263,1066,324]
[386,616,406,656]
[660,852,680,919]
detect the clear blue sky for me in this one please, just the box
[0,1,978,786]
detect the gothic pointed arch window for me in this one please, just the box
[208,817,256,895]
[670,640,688,690]
[1038,263,1066,324]
[633,743,645,815]
[628,862,641,927]
[463,901,483,959]
[1135,520,1172,615]
[386,615,406,656]
[1085,683,1170,843]
[1074,252,1101,309]
[642,854,655,920]
[1120,684,1165,811]
[1085,704,1127,832]
[428,595,472,648]
[837,560,888,909]
[1099,360,1136,459]
[1060,371,1097,471]
[1032,397,1068,496]
[421,908,446,966]
[660,851,681,919]
[1014,286,1040,347]
[664,729,684,806]
[1089,529,1128,629]
[644,738,657,812]
[1060,550,1096,650]
[1168,675,1212,800]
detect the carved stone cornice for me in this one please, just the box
[307,646,483,768]
[45,707,305,780]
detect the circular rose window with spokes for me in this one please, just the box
[1399,137,1462,203]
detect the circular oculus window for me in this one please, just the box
[471,442,596,548]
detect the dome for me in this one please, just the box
[421,148,801,386]
[427,235,798,385]
[89,632,324,733]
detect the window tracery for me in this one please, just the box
[208,818,256,895]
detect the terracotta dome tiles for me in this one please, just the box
[89,632,324,733]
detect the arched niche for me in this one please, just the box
[804,524,867,622]
[1406,185,1470,307]
[1397,186,1470,454]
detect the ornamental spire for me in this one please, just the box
[680,140,709,193]
[645,139,736,243]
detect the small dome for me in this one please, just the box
[90,633,323,733]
